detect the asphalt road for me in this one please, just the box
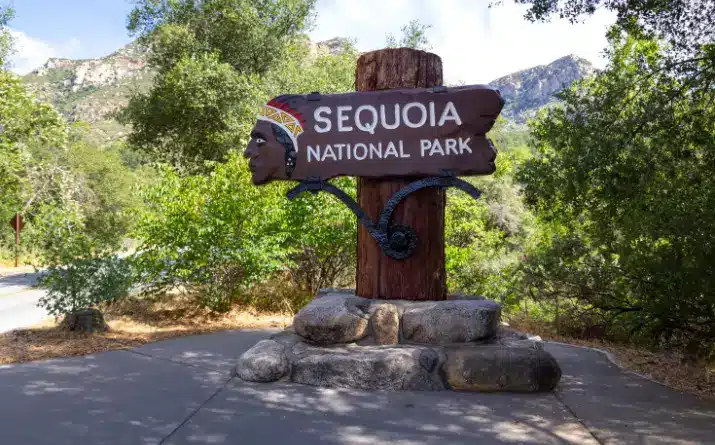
[0,271,49,333]
[0,329,713,444]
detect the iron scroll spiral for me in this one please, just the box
[286,174,482,260]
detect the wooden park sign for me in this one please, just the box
[244,85,503,184]
[244,48,504,301]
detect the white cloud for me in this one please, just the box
[7,29,81,75]
[309,0,616,84]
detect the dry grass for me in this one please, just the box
[508,315,715,399]
[0,294,292,365]
[0,265,36,277]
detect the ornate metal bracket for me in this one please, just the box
[286,173,482,260]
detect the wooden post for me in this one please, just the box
[355,48,446,301]
[14,212,20,268]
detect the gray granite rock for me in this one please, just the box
[401,300,500,344]
[444,345,561,392]
[497,337,544,350]
[291,345,446,391]
[316,288,355,298]
[370,303,399,345]
[235,340,289,382]
[496,326,529,340]
[269,329,304,348]
[446,292,486,301]
[293,294,370,344]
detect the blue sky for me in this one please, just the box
[8,0,134,62]
[7,0,616,83]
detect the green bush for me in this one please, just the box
[445,135,534,306]
[26,201,132,317]
[132,153,288,311]
[517,34,715,355]
[38,255,133,317]
[284,176,357,295]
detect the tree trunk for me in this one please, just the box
[354,48,446,301]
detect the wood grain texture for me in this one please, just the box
[355,48,446,301]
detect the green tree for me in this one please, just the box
[446,118,534,303]
[128,0,316,75]
[33,202,132,318]
[517,31,715,351]
[0,70,68,248]
[386,19,432,50]
[121,0,317,170]
[506,0,715,66]
[120,53,265,168]
[263,36,358,95]
[132,152,289,311]
[0,5,13,68]
[66,139,144,246]
[1,64,140,263]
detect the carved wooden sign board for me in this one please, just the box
[244,85,504,185]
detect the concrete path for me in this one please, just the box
[0,271,49,334]
[0,330,713,445]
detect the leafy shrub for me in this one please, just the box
[132,154,360,311]
[517,35,715,354]
[26,202,132,317]
[445,144,534,305]
[132,153,288,311]
[283,176,357,295]
[38,255,133,317]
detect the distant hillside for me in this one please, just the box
[23,42,596,141]
[489,55,596,123]
[22,41,154,143]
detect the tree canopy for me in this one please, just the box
[128,0,316,75]
[517,27,715,350]
[386,19,433,51]
[121,0,360,171]
[507,0,715,57]
[0,6,13,68]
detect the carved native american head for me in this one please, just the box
[244,96,305,185]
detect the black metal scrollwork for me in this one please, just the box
[286,173,482,260]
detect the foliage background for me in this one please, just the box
[3,0,715,361]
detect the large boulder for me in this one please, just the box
[291,345,445,391]
[444,345,561,392]
[235,340,289,382]
[293,294,370,344]
[401,300,500,344]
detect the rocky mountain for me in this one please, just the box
[22,43,595,141]
[489,55,596,123]
[22,41,154,143]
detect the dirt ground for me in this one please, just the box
[1,294,713,400]
[0,295,291,365]
[508,316,715,399]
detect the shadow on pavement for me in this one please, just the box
[0,271,43,289]
[0,349,229,445]
[167,380,597,445]
[547,342,715,444]
[130,329,281,373]
[0,330,714,445]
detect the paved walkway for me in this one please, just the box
[0,271,49,333]
[0,330,713,444]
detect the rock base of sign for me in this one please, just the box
[234,289,561,392]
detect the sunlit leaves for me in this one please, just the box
[517,31,715,349]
